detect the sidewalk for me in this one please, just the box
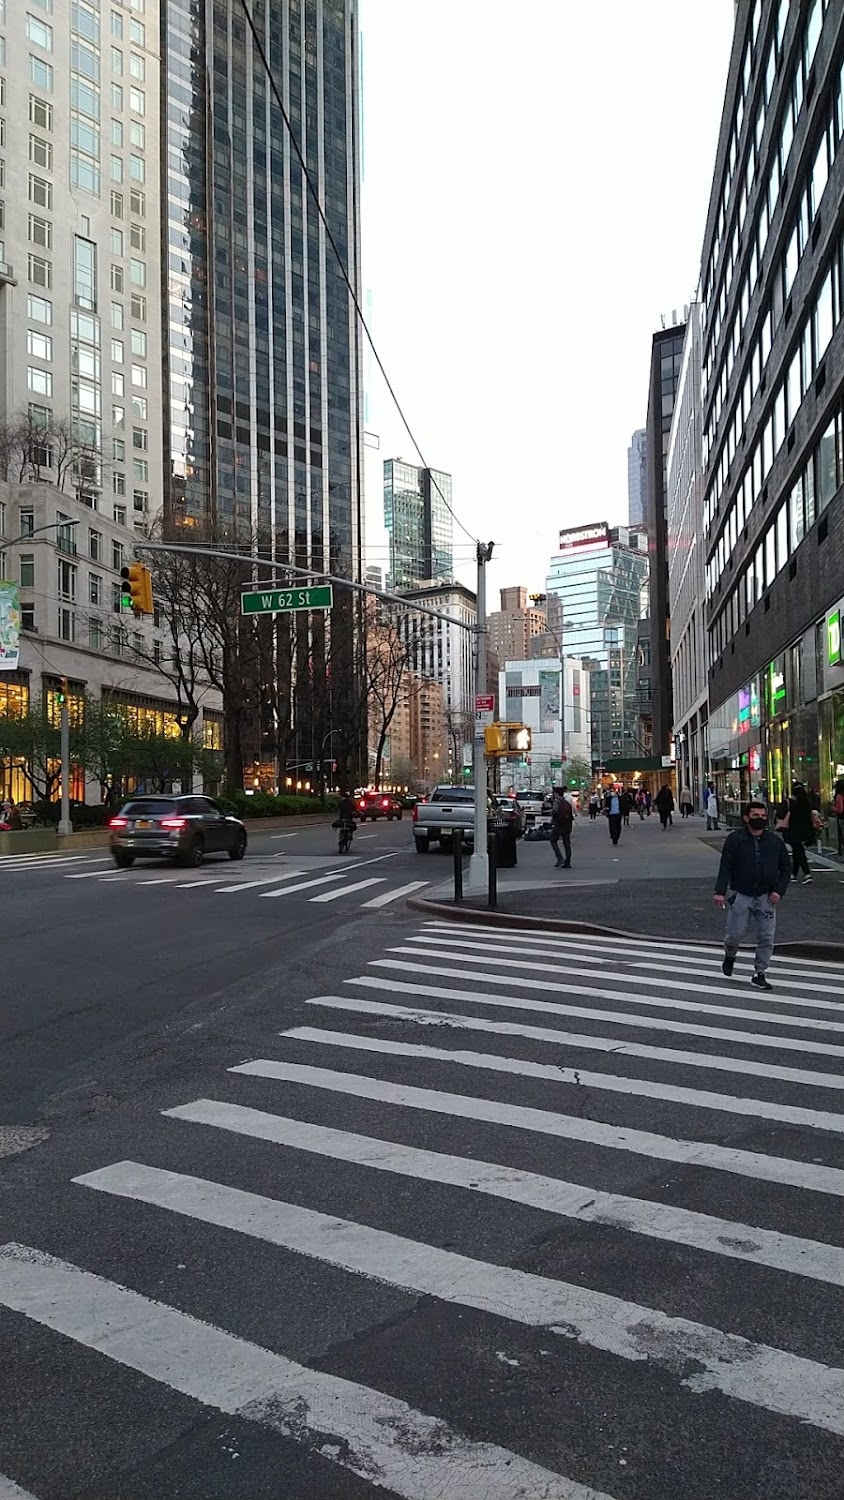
[414,811,844,958]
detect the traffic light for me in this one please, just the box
[55,677,68,706]
[120,562,154,614]
[484,722,531,756]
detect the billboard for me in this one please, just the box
[558,523,609,550]
[539,669,560,732]
[0,582,21,671]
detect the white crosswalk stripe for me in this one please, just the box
[0,1477,40,1500]
[58,861,428,910]
[2,924,843,1497]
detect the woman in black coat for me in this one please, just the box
[777,781,815,884]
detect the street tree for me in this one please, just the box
[366,606,417,789]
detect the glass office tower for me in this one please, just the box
[383,459,454,591]
[162,0,365,778]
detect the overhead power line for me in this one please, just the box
[238,0,476,547]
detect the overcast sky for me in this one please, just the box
[358,0,735,601]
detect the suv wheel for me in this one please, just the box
[112,850,134,869]
[228,832,247,861]
[415,836,429,853]
[180,836,203,868]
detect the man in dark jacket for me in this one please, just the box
[714,800,792,990]
[550,786,574,869]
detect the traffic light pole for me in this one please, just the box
[58,694,72,836]
[467,541,494,894]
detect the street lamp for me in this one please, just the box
[7,517,80,546]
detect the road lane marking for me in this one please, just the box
[367,959,844,1032]
[423,922,844,973]
[362,881,430,907]
[302,994,844,1089]
[270,833,299,839]
[0,1477,40,1500]
[281,1028,844,1135]
[172,876,231,888]
[72,1163,844,1434]
[388,946,844,1013]
[408,933,844,997]
[259,870,357,898]
[347,975,844,1056]
[213,871,307,894]
[230,1061,844,1197]
[0,1243,611,1500]
[166,1100,844,1285]
[309,877,386,902]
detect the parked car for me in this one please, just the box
[412,784,498,852]
[493,795,525,837]
[356,791,403,821]
[108,794,248,868]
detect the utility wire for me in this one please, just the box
[238,0,477,548]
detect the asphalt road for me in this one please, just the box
[0,817,842,1500]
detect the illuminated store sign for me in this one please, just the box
[829,610,841,667]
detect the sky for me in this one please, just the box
[358,0,735,602]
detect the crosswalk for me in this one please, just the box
[1,922,842,1498]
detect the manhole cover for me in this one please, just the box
[0,1126,49,1160]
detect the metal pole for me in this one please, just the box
[467,541,493,892]
[452,829,463,903]
[58,701,72,836]
[487,822,497,908]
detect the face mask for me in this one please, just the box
[747,818,766,831]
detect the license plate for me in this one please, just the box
[135,819,151,829]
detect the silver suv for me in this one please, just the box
[108,794,247,869]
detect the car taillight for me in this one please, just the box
[160,817,187,829]
[381,798,389,807]
[358,799,366,809]
[412,805,418,821]
[109,817,128,828]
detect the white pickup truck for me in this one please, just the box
[412,785,497,853]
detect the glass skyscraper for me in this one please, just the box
[162,0,365,776]
[383,459,454,591]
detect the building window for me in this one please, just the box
[111,227,123,255]
[131,363,146,388]
[59,608,76,643]
[111,540,123,571]
[113,504,126,527]
[130,328,146,357]
[29,253,52,289]
[58,557,76,602]
[112,371,124,396]
[129,258,145,287]
[29,56,54,91]
[132,489,148,514]
[129,223,145,252]
[20,555,35,589]
[29,94,53,130]
[110,189,123,218]
[111,46,123,74]
[27,330,52,360]
[129,53,144,81]
[111,338,124,363]
[21,604,36,632]
[74,235,96,308]
[111,82,123,110]
[29,135,53,170]
[130,292,145,320]
[110,154,123,182]
[70,153,100,195]
[111,301,124,329]
[112,403,124,427]
[112,438,124,461]
[130,18,145,44]
[89,618,104,650]
[111,581,121,613]
[132,425,147,450]
[111,118,123,147]
[27,366,52,396]
[26,15,53,50]
[89,571,102,605]
[129,153,144,183]
[129,188,144,215]
[28,174,52,210]
[132,458,148,483]
[113,470,126,495]
[110,264,123,292]
[28,214,52,250]
[129,120,145,149]
[131,395,147,419]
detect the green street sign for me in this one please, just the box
[241,584,334,615]
[829,609,841,666]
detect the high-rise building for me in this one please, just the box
[497,657,592,788]
[700,0,844,837]
[383,459,453,591]
[645,320,686,757]
[398,580,476,775]
[487,586,546,669]
[0,0,365,793]
[545,523,649,762]
[627,429,648,527]
[667,303,707,805]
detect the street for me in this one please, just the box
[0,815,843,1498]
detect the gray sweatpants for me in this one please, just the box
[724,892,777,973]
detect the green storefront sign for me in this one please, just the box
[828,609,841,666]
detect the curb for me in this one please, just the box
[407,896,844,964]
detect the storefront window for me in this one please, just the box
[818,690,844,844]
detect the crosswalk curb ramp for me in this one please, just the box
[1,922,843,1497]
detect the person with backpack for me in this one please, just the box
[834,778,844,856]
[550,784,574,869]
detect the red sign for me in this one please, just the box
[475,695,494,712]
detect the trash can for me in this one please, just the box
[492,817,518,868]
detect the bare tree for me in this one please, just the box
[365,607,417,788]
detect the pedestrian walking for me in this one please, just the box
[775,781,816,884]
[714,799,791,989]
[834,778,844,855]
[588,789,600,822]
[634,789,646,819]
[679,785,693,819]
[655,784,674,829]
[550,785,574,870]
[622,788,633,827]
[644,789,653,816]
[604,786,623,845]
[705,788,720,831]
